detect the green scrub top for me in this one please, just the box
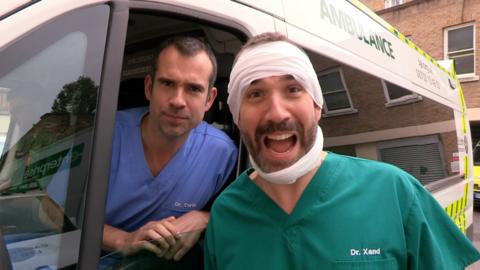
[205,153,480,270]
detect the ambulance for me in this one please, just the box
[0,0,475,269]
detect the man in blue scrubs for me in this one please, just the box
[103,36,237,262]
[205,32,480,269]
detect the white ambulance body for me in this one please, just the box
[0,0,474,269]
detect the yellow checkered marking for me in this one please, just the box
[444,184,469,233]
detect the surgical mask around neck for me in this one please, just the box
[249,126,324,184]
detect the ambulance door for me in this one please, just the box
[0,3,114,270]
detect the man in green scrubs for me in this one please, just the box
[204,32,480,270]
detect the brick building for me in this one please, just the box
[360,0,480,145]
[316,49,458,185]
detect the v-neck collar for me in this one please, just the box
[241,152,342,226]
[134,109,190,180]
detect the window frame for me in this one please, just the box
[444,22,477,81]
[76,2,128,269]
[384,0,405,9]
[381,80,422,107]
[317,67,357,117]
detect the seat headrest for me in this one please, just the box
[118,78,149,110]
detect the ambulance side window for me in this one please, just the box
[0,5,109,269]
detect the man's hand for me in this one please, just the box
[162,211,209,261]
[103,216,180,257]
[103,211,209,260]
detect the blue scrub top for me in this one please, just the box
[105,107,237,232]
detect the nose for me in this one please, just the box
[169,88,187,109]
[264,93,290,123]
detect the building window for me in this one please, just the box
[381,80,422,107]
[385,0,405,8]
[444,23,476,77]
[317,68,357,116]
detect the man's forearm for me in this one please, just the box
[172,210,210,233]
[191,210,210,229]
[103,224,130,251]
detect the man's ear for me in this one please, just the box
[144,74,153,101]
[205,87,218,111]
[315,104,322,122]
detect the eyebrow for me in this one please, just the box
[157,76,206,91]
[186,82,206,91]
[157,76,172,83]
[250,75,295,85]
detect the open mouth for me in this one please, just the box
[264,133,297,154]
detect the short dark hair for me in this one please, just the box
[243,32,290,49]
[151,36,217,89]
[234,32,302,64]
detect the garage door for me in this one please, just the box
[379,142,447,185]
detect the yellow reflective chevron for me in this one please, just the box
[444,184,468,233]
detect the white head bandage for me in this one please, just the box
[227,41,323,124]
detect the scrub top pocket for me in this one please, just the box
[334,258,398,270]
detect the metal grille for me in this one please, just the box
[380,143,447,185]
